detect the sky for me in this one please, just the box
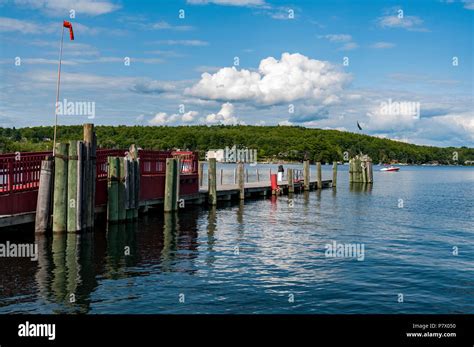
[0,0,472,147]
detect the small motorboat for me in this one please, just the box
[380,166,400,172]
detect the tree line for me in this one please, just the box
[0,125,473,164]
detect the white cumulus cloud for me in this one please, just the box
[186,52,351,106]
[149,110,199,125]
[205,102,239,125]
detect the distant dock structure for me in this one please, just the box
[206,146,258,163]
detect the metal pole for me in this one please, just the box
[52,25,65,156]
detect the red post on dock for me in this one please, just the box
[271,173,278,195]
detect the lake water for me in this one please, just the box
[0,165,473,314]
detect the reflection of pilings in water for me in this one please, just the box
[65,233,80,307]
[236,200,245,239]
[161,213,179,272]
[74,231,97,313]
[51,233,67,303]
[106,223,137,278]
[349,183,373,193]
[237,200,244,225]
[206,206,217,267]
[34,234,52,300]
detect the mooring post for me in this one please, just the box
[303,160,310,191]
[125,157,132,220]
[134,159,140,219]
[118,157,126,221]
[198,161,204,187]
[245,168,249,183]
[76,141,84,231]
[164,157,178,212]
[90,133,97,226]
[208,158,217,205]
[67,140,78,232]
[367,158,373,183]
[83,123,95,229]
[53,143,69,233]
[35,156,54,233]
[288,168,294,193]
[256,168,260,182]
[107,156,119,222]
[220,168,223,185]
[361,159,367,183]
[317,162,322,189]
[174,157,180,208]
[355,156,362,183]
[332,162,337,187]
[238,162,245,200]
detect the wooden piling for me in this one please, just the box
[238,162,245,200]
[118,157,126,221]
[67,140,78,232]
[125,158,132,220]
[164,157,178,212]
[53,143,68,233]
[316,162,322,189]
[332,162,337,187]
[90,133,97,226]
[134,159,140,218]
[76,141,84,231]
[349,158,353,183]
[361,160,367,183]
[303,160,310,191]
[208,158,217,205]
[198,161,204,187]
[256,168,260,182]
[220,168,223,185]
[35,156,53,233]
[367,158,373,183]
[288,168,294,193]
[83,124,95,229]
[107,156,119,222]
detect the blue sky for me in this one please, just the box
[0,0,472,147]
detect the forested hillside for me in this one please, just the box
[1,125,473,164]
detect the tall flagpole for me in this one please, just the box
[52,24,65,156]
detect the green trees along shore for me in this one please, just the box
[1,125,473,165]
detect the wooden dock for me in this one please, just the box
[0,179,333,228]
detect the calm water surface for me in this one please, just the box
[0,165,473,314]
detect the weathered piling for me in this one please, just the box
[361,160,367,183]
[198,161,204,187]
[366,157,373,183]
[208,158,217,205]
[134,159,140,219]
[118,157,126,221]
[67,140,79,232]
[124,158,131,220]
[164,157,180,212]
[238,162,245,200]
[332,162,337,187]
[53,143,68,233]
[349,155,373,184]
[107,156,119,222]
[316,162,322,189]
[303,160,310,191]
[35,156,53,233]
[287,168,294,193]
[76,141,84,231]
[83,124,95,229]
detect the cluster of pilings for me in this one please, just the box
[349,154,373,183]
[35,124,97,233]
[107,144,140,222]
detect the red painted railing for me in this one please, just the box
[0,149,199,215]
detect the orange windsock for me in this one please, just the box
[63,20,74,40]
